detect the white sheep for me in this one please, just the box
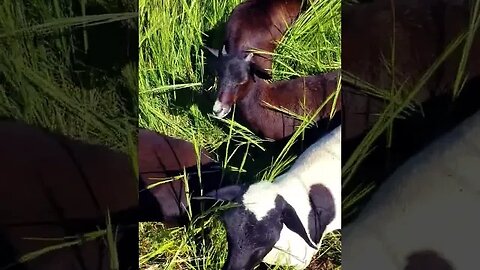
[206,125,341,270]
[342,110,480,270]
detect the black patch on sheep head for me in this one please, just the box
[203,45,272,119]
[307,184,336,244]
[205,184,317,270]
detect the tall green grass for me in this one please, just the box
[0,0,137,154]
[0,0,137,268]
[139,0,341,269]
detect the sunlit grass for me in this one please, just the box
[139,0,341,269]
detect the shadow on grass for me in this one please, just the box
[215,113,342,184]
[155,13,229,118]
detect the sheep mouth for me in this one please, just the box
[213,100,232,119]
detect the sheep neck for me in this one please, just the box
[236,78,273,121]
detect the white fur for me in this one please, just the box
[242,126,342,268]
[242,181,278,220]
[342,110,480,270]
[213,99,231,119]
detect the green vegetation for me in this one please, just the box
[0,0,137,154]
[139,0,341,269]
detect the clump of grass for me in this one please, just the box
[0,0,137,268]
[139,0,341,269]
[0,0,137,153]
[272,0,341,79]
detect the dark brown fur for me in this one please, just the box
[138,129,214,176]
[234,71,340,140]
[208,0,311,129]
[224,0,305,69]
[138,129,221,226]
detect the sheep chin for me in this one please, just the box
[262,226,316,269]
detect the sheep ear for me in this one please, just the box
[204,46,220,57]
[307,184,336,244]
[279,196,318,249]
[204,184,247,202]
[250,62,272,80]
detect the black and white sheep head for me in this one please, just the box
[206,182,335,270]
[204,45,272,119]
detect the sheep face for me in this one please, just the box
[206,184,318,270]
[205,46,272,119]
[221,198,284,270]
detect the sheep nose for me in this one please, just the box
[213,100,223,114]
[212,100,231,119]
